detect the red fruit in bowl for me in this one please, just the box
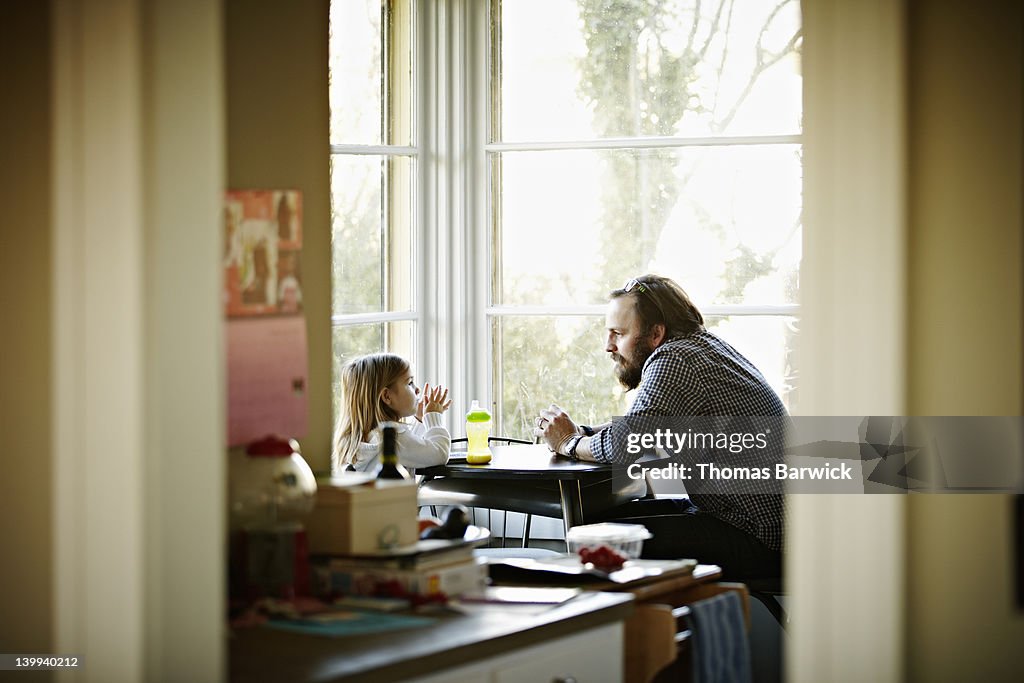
[578,544,627,570]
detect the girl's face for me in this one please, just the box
[381,369,419,418]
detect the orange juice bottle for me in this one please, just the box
[465,400,492,464]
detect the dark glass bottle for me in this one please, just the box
[377,423,410,480]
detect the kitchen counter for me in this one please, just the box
[229,590,633,682]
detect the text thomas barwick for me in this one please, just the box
[627,462,854,481]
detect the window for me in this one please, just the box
[330,0,802,436]
[490,0,802,435]
[329,0,417,417]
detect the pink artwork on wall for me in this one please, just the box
[224,189,303,318]
[224,189,308,447]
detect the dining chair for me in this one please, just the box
[418,436,564,548]
[743,577,787,630]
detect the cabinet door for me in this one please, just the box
[492,623,623,683]
[407,622,624,683]
[412,664,489,683]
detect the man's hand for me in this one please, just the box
[533,404,578,454]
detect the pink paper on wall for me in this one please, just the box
[227,316,308,447]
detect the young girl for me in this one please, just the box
[333,353,452,475]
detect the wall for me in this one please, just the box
[44,0,225,678]
[0,0,326,673]
[905,0,1024,679]
[791,1,908,679]
[140,1,226,678]
[225,0,333,470]
[0,0,53,663]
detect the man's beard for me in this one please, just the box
[612,336,657,391]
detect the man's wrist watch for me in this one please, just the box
[579,424,595,437]
[564,434,584,460]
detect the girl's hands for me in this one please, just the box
[418,383,452,416]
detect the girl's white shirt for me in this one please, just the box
[350,411,450,473]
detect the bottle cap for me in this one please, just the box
[466,400,491,422]
[246,435,295,457]
[381,422,398,455]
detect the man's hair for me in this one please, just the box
[610,274,704,339]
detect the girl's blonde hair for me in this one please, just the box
[333,353,410,472]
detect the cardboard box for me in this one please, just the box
[305,478,418,555]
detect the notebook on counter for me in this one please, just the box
[486,555,697,587]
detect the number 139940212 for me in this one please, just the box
[1,655,82,670]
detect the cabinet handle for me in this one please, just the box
[552,678,577,683]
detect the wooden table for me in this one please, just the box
[418,443,619,531]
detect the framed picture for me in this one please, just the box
[224,189,303,317]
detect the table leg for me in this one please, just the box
[558,480,585,534]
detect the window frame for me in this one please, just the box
[329,0,802,432]
[483,0,802,431]
[329,0,419,387]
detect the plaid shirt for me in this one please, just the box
[591,330,788,550]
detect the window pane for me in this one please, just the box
[331,154,415,315]
[494,145,801,307]
[330,0,383,145]
[494,0,801,142]
[705,315,798,411]
[494,316,625,438]
[332,320,416,417]
[494,314,797,438]
[329,0,414,145]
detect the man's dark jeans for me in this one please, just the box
[596,497,782,581]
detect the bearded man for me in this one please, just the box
[535,274,788,579]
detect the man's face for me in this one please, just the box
[605,295,657,390]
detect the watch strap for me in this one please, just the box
[566,434,584,460]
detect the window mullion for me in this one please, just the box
[329,144,417,155]
[418,0,488,429]
[485,304,801,317]
[331,311,418,326]
[465,0,490,419]
[417,0,433,390]
[427,0,483,428]
[485,134,801,153]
